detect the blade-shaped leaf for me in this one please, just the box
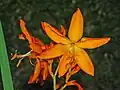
[0,21,14,90]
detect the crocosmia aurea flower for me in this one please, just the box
[11,20,54,84]
[38,8,110,77]
[11,8,111,90]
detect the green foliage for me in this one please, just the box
[0,21,14,90]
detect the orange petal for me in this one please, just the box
[48,59,54,77]
[48,64,53,77]
[28,74,34,84]
[20,19,44,46]
[58,52,71,77]
[75,48,94,76]
[29,52,38,59]
[38,44,68,59]
[29,43,42,54]
[20,19,32,43]
[42,22,71,44]
[71,65,80,75]
[41,21,45,30]
[19,33,26,40]
[42,62,49,80]
[28,74,40,84]
[29,59,41,83]
[60,25,66,36]
[76,37,110,49]
[67,80,83,90]
[42,22,64,37]
[66,65,80,82]
[68,8,83,42]
[31,36,44,46]
[49,42,54,47]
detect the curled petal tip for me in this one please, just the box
[77,8,80,11]
[107,37,111,42]
[41,22,45,30]
[42,22,48,26]
[92,73,94,76]
[90,70,94,76]
[60,25,66,36]
[86,66,94,76]
[20,19,26,25]
[101,37,111,45]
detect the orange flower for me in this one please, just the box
[11,20,45,66]
[20,20,56,84]
[38,8,110,77]
[11,20,54,84]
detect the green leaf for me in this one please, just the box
[0,21,14,90]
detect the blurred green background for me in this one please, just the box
[0,0,120,90]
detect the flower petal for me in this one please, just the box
[71,65,80,75]
[19,33,26,40]
[20,19,44,53]
[60,25,66,36]
[42,62,49,80]
[67,80,83,90]
[38,44,68,59]
[29,52,38,59]
[29,42,42,54]
[28,59,41,83]
[68,8,83,42]
[66,65,80,82]
[29,44,42,54]
[41,22,71,44]
[76,37,110,49]
[31,36,44,46]
[48,60,54,77]
[28,74,34,84]
[20,19,32,43]
[58,52,71,77]
[75,48,94,76]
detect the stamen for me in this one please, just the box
[16,58,24,67]
[15,50,33,67]
[17,50,32,58]
[29,59,35,66]
[11,53,17,60]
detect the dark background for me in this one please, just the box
[0,0,120,90]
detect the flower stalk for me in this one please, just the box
[53,62,59,90]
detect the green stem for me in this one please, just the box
[53,75,56,90]
[60,84,67,90]
[53,62,59,90]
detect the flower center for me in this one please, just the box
[68,43,80,55]
[68,43,75,54]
